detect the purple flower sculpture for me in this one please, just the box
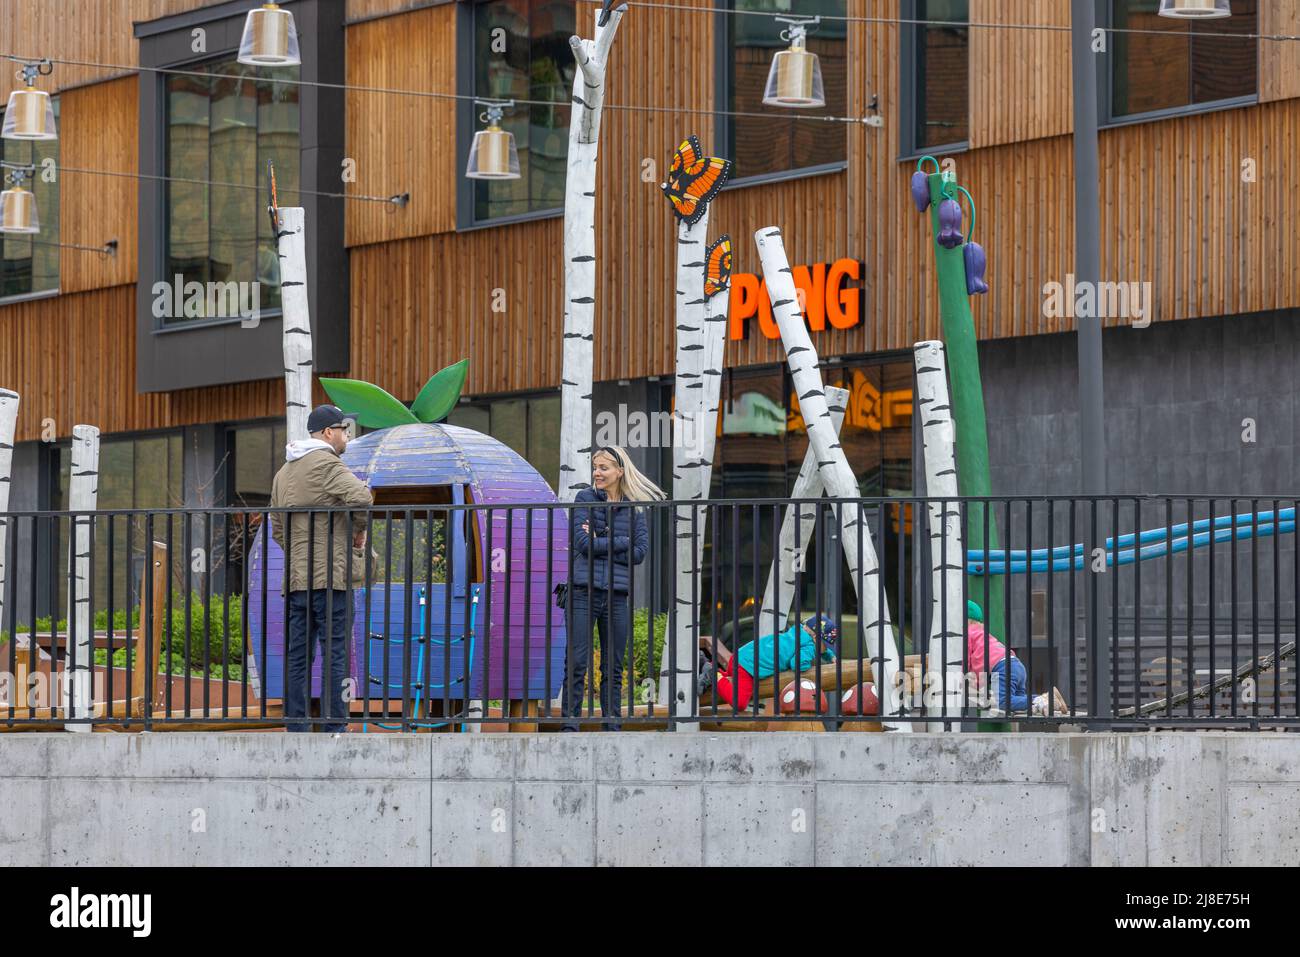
[937,198,963,248]
[964,241,989,295]
[910,170,931,213]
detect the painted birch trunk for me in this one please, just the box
[754,226,910,731]
[658,213,712,726]
[914,340,966,729]
[277,206,313,444]
[558,5,625,501]
[0,389,17,638]
[756,385,849,638]
[63,424,99,731]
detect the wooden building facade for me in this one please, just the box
[0,0,1296,463]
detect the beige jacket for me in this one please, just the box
[269,441,374,593]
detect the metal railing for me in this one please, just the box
[1,495,1296,731]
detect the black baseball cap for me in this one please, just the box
[307,404,350,433]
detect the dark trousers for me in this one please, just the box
[561,585,630,731]
[286,589,351,733]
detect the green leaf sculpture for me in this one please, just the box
[410,359,468,424]
[318,378,419,428]
[320,359,468,429]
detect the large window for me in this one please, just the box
[909,0,969,152]
[465,0,575,223]
[1110,0,1256,121]
[164,58,299,324]
[720,0,847,180]
[699,357,918,652]
[0,98,59,299]
[51,432,184,616]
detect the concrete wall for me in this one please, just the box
[1,732,1296,866]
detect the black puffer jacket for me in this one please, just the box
[570,487,649,593]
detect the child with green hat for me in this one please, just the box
[966,601,1068,715]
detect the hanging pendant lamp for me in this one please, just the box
[763,17,825,109]
[2,60,57,141]
[1158,0,1231,18]
[465,101,520,180]
[238,3,302,67]
[0,170,40,234]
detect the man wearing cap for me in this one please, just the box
[270,405,374,732]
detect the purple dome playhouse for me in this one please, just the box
[247,423,568,721]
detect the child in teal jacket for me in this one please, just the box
[705,615,838,710]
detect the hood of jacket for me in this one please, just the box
[284,438,337,462]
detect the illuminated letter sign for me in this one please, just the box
[728,258,862,340]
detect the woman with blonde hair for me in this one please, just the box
[561,445,664,731]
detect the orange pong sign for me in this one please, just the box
[728,258,861,340]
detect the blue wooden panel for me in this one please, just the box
[360,583,479,699]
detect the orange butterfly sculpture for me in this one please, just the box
[704,235,732,298]
[660,135,732,227]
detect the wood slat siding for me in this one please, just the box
[969,0,1072,148]
[345,0,448,23]
[0,0,220,100]
[59,76,138,293]
[344,3,457,246]
[1260,1,1300,103]
[1098,98,1300,329]
[0,284,337,443]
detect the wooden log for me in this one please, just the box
[132,541,168,706]
[756,384,849,638]
[505,698,546,733]
[914,340,966,729]
[754,227,909,731]
[697,657,923,709]
[63,424,99,731]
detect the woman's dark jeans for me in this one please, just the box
[561,584,630,731]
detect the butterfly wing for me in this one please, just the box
[666,135,705,190]
[661,186,700,223]
[704,235,732,298]
[662,138,731,225]
[675,156,732,226]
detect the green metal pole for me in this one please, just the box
[925,171,1004,647]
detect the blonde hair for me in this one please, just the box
[593,446,665,503]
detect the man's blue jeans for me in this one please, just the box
[991,656,1029,712]
[286,589,351,732]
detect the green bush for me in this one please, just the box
[18,595,244,679]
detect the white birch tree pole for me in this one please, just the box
[656,219,729,725]
[276,206,313,443]
[915,340,966,729]
[558,4,626,501]
[658,213,711,727]
[755,226,910,731]
[692,249,729,502]
[0,389,18,638]
[756,384,849,638]
[63,424,99,731]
